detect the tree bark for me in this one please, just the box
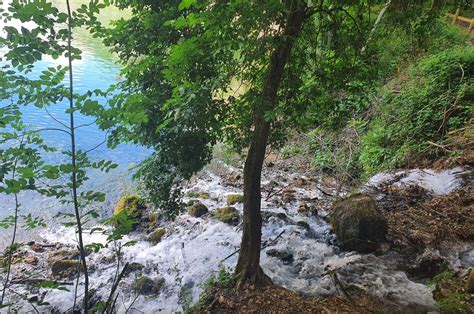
[235,0,307,287]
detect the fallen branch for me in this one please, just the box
[427,140,454,152]
[220,230,286,263]
[10,278,74,285]
[265,185,286,201]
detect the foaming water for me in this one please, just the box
[33,167,448,312]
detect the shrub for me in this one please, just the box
[437,293,471,313]
[360,46,474,175]
[281,145,304,159]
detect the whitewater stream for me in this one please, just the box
[16,164,467,313]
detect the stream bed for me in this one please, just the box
[5,163,470,313]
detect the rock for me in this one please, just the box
[31,243,44,253]
[322,175,337,187]
[212,207,240,225]
[266,249,294,264]
[134,276,165,295]
[145,212,161,231]
[466,268,474,293]
[296,221,310,230]
[411,249,448,278]
[276,213,287,220]
[226,194,244,205]
[186,199,198,206]
[47,248,80,262]
[112,195,145,231]
[459,249,474,268]
[25,255,38,266]
[187,202,209,217]
[186,191,210,199]
[282,188,296,203]
[100,255,115,264]
[262,211,287,222]
[51,260,82,278]
[148,228,166,245]
[329,193,387,253]
[297,203,318,216]
[124,262,145,276]
[294,177,308,187]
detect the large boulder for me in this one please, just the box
[329,193,387,253]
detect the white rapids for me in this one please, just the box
[28,164,468,312]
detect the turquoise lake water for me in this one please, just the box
[0,11,150,245]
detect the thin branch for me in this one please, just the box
[361,0,392,53]
[75,119,98,130]
[83,130,110,154]
[44,106,69,129]
[103,263,129,313]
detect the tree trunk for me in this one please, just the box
[235,0,307,287]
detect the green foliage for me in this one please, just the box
[281,145,304,159]
[3,243,23,256]
[437,293,471,314]
[188,267,235,313]
[359,46,474,175]
[96,0,391,215]
[0,0,131,310]
[212,144,243,167]
[215,267,236,288]
[428,271,455,287]
[178,284,193,313]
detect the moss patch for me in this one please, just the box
[226,194,243,205]
[148,228,166,245]
[113,195,145,218]
[212,207,240,225]
[186,191,210,199]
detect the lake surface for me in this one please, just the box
[0,4,150,245]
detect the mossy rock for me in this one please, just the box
[186,199,199,206]
[188,202,209,217]
[145,212,161,231]
[51,259,82,278]
[329,193,387,253]
[134,276,165,295]
[226,194,244,205]
[186,191,210,199]
[148,228,166,245]
[212,207,240,225]
[113,195,145,219]
[112,195,146,232]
